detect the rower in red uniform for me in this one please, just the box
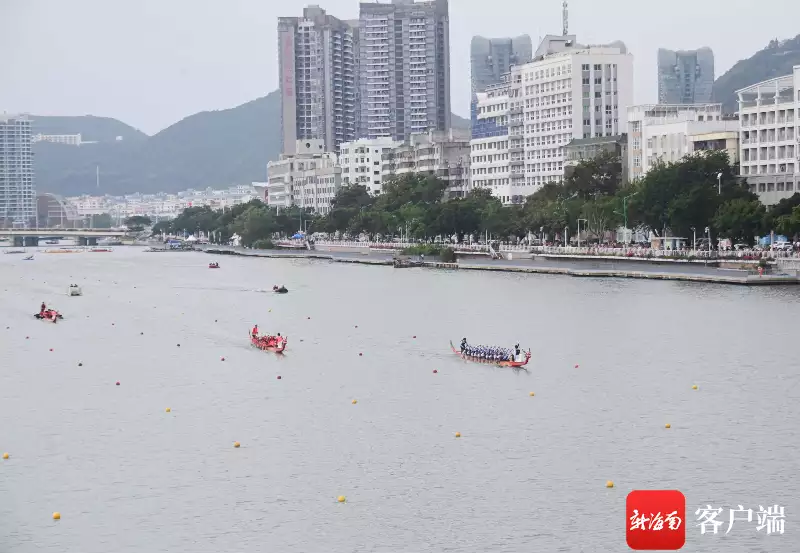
[251,324,259,339]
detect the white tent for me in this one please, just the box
[185,235,198,242]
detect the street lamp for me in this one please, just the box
[705,226,711,254]
[577,218,588,248]
[691,226,696,251]
[717,172,723,194]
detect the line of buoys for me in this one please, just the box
[337,495,346,503]
[606,480,614,488]
[233,441,240,448]
[2,452,8,459]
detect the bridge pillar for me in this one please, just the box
[87,237,97,246]
[24,236,39,247]
[13,236,24,247]
[78,237,87,246]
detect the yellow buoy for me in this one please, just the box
[606,480,614,488]
[2,452,8,459]
[337,495,346,503]
[352,399,357,404]
[165,407,171,413]
[692,385,698,390]
[234,441,241,448]
[529,392,535,397]
[665,423,671,429]
[455,432,461,438]
[52,512,61,520]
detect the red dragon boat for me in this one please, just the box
[250,333,287,353]
[34,310,63,323]
[208,262,220,269]
[450,340,530,368]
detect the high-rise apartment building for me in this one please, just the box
[470,35,533,96]
[0,114,36,228]
[657,48,714,105]
[358,0,450,142]
[278,6,358,155]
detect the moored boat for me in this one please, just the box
[450,340,530,368]
[250,333,287,353]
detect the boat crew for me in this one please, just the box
[251,324,259,339]
[460,338,467,354]
[40,302,46,314]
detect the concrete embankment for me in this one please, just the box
[200,246,798,286]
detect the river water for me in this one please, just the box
[1,248,799,552]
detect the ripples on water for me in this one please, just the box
[1,249,799,552]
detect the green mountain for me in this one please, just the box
[32,115,148,143]
[713,34,800,114]
[35,91,471,197]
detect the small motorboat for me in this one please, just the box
[450,341,530,368]
[68,284,82,296]
[250,333,287,353]
[34,310,64,323]
[23,255,34,261]
[208,262,220,269]
[272,285,288,294]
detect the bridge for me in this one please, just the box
[0,228,127,246]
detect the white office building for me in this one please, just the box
[470,80,516,204]
[266,139,341,214]
[338,137,401,194]
[737,66,800,205]
[627,103,738,182]
[506,38,634,194]
[381,129,470,199]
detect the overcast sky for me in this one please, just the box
[1,0,798,135]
